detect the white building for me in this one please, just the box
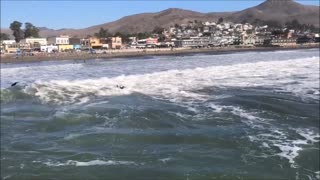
[204,21,216,26]
[224,23,231,29]
[48,36,69,45]
[41,45,58,53]
[169,27,176,34]
[1,40,16,45]
[242,34,256,45]
[21,37,47,45]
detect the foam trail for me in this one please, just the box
[34,160,136,167]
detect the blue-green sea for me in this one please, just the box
[1,49,319,180]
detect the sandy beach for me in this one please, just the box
[1,44,319,63]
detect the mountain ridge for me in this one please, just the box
[1,0,319,38]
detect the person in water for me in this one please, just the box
[11,82,19,87]
[116,85,125,89]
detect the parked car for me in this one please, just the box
[89,49,96,54]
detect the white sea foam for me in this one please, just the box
[159,157,172,163]
[207,103,223,113]
[315,171,320,179]
[17,56,319,105]
[296,129,320,144]
[35,159,136,167]
[2,175,12,180]
[207,103,319,167]
[250,126,319,167]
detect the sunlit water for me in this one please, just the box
[1,49,319,180]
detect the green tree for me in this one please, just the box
[10,21,23,42]
[246,29,253,34]
[94,28,110,38]
[0,33,10,41]
[113,32,131,43]
[253,18,263,26]
[158,34,166,42]
[218,17,224,24]
[136,32,151,40]
[24,22,40,38]
[152,26,164,35]
[170,34,176,39]
[272,30,285,37]
[285,19,301,30]
[309,25,318,33]
[114,32,123,37]
[241,20,248,24]
[174,24,180,29]
[264,20,282,29]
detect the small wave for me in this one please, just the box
[34,159,136,167]
[0,88,35,104]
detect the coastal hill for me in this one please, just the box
[1,0,319,38]
[228,0,319,25]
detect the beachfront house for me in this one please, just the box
[134,37,158,48]
[89,37,103,49]
[48,35,72,52]
[136,39,147,48]
[0,44,3,54]
[69,38,81,50]
[1,40,18,53]
[108,37,122,49]
[88,37,122,49]
[40,45,58,53]
[173,37,210,48]
[80,38,90,49]
[315,34,320,43]
[146,37,158,45]
[100,38,110,49]
[58,44,73,52]
[242,34,256,46]
[4,43,20,53]
[271,38,297,46]
[1,40,16,47]
[20,37,47,46]
[48,35,70,45]
[48,36,69,45]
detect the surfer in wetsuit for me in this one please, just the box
[11,82,19,87]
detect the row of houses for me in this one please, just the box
[170,34,319,48]
[161,20,320,48]
[1,27,319,54]
[0,36,123,53]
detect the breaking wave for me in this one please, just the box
[5,56,316,105]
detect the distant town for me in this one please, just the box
[1,18,319,58]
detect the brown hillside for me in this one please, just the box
[1,0,319,38]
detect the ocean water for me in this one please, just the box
[1,49,319,180]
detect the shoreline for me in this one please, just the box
[1,44,319,64]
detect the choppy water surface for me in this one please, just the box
[1,49,319,180]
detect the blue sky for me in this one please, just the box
[1,0,319,29]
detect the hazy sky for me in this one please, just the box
[1,0,319,29]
